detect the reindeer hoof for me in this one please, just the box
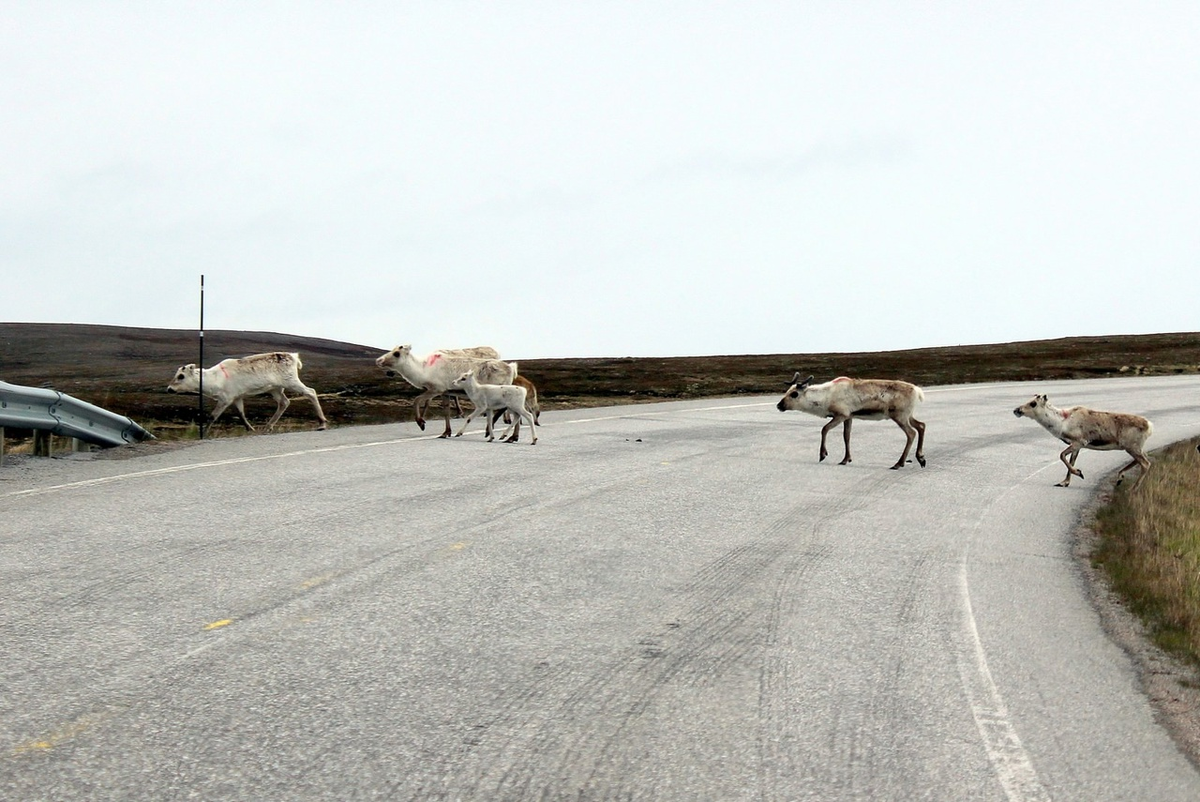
[1055,481,1071,488]
[415,419,426,431]
[917,456,927,468]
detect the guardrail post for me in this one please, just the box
[71,437,90,453]
[34,430,52,457]
[1,426,5,467]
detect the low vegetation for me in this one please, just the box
[1092,439,1200,667]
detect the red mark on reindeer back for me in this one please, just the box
[424,353,442,367]
[833,376,851,383]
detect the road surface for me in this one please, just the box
[3,376,1200,800]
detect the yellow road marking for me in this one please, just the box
[12,711,111,755]
[203,618,234,631]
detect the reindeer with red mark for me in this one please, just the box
[375,344,516,437]
[1013,394,1152,490]
[777,374,927,469]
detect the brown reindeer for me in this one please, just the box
[777,374,927,469]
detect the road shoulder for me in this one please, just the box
[1075,478,1200,770]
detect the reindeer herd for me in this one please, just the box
[166,345,1158,491]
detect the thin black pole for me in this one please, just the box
[198,275,206,440]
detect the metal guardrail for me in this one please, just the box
[0,380,154,449]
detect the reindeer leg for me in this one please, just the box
[293,382,327,430]
[504,412,521,443]
[911,416,927,467]
[1130,452,1151,491]
[440,396,453,438]
[412,389,437,431]
[455,407,479,437]
[1057,443,1083,487]
[890,417,917,470]
[819,415,845,462]
[231,399,255,431]
[1117,450,1152,491]
[265,389,290,429]
[839,418,854,465]
[209,399,234,429]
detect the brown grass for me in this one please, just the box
[1092,438,1200,666]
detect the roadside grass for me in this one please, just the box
[1092,438,1200,667]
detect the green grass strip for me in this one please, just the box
[1092,437,1200,665]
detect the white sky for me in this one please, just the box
[2,2,1198,358]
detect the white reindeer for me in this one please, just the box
[451,370,537,444]
[490,374,542,432]
[166,352,327,431]
[776,374,927,469]
[1012,394,1152,490]
[438,347,500,415]
[375,345,516,437]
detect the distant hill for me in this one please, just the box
[2,323,1198,436]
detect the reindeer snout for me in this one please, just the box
[776,399,787,412]
[1012,407,1024,418]
[166,387,176,394]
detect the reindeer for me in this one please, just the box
[375,345,516,437]
[1013,394,1152,490]
[166,352,327,431]
[451,370,537,444]
[776,374,927,469]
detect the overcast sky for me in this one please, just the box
[2,3,1198,359]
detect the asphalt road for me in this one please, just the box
[3,376,1200,801]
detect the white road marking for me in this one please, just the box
[1,400,771,499]
[957,562,1051,802]
[955,462,1055,802]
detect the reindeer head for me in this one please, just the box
[450,371,475,390]
[1013,394,1048,419]
[166,364,200,394]
[776,374,815,412]
[375,344,412,375]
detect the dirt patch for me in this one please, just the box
[1075,479,1200,769]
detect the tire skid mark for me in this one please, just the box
[755,473,895,799]
[464,476,889,800]
[51,541,232,612]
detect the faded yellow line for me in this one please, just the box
[203,618,234,631]
[300,572,340,590]
[12,710,112,755]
